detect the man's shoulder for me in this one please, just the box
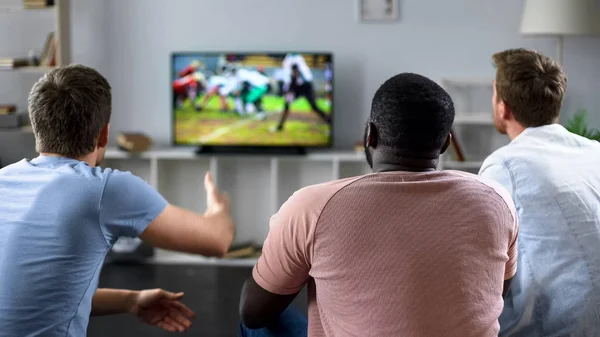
[295,176,366,201]
[447,170,516,217]
[281,176,367,217]
[481,143,517,169]
[98,167,152,195]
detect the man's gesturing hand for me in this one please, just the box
[130,289,196,333]
[204,172,231,216]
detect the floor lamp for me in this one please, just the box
[520,0,600,65]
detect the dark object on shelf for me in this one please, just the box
[23,0,55,9]
[0,58,30,69]
[0,104,17,115]
[354,141,364,153]
[117,132,152,153]
[0,114,20,129]
[223,242,262,259]
[195,146,307,156]
[449,129,466,162]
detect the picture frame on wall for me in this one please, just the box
[358,0,399,23]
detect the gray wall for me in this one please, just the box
[2,0,599,150]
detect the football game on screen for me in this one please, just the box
[172,53,333,147]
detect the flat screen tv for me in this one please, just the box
[171,52,333,152]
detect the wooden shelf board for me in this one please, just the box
[0,6,55,13]
[0,66,55,73]
[148,251,257,267]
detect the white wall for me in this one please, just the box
[2,0,600,148]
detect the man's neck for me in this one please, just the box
[506,124,526,141]
[39,152,97,168]
[371,151,438,173]
[506,121,557,141]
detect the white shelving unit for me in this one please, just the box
[438,77,509,173]
[103,148,370,266]
[0,0,71,69]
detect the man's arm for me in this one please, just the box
[479,157,518,298]
[503,279,513,298]
[239,278,299,329]
[91,289,195,332]
[139,173,234,257]
[239,188,317,329]
[100,171,235,257]
[91,289,138,316]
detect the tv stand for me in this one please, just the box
[195,146,307,156]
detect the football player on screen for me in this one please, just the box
[273,63,331,132]
[231,68,270,119]
[172,72,206,110]
[178,60,205,78]
[198,75,232,112]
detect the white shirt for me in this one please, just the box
[236,69,270,88]
[206,75,229,91]
[479,124,600,337]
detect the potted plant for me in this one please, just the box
[565,110,600,141]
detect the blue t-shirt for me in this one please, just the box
[0,156,167,337]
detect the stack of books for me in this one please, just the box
[0,105,17,115]
[0,58,30,70]
[23,0,54,9]
[223,243,262,259]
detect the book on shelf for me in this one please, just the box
[0,58,30,69]
[39,32,57,67]
[448,129,466,162]
[23,0,54,9]
[223,243,262,259]
[354,141,364,153]
[0,105,17,115]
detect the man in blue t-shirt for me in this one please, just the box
[0,65,236,336]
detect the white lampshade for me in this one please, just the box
[521,0,600,36]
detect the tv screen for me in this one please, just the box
[172,52,333,148]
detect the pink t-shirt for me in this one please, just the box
[253,171,518,337]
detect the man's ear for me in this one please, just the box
[97,124,109,149]
[365,122,378,148]
[440,133,451,154]
[500,101,515,122]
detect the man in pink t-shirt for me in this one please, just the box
[239,73,519,337]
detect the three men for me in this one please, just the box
[4,48,598,337]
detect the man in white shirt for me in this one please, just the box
[479,48,600,337]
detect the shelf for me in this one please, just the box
[453,113,493,125]
[0,6,55,13]
[0,66,55,74]
[104,147,366,162]
[443,160,483,169]
[148,251,257,267]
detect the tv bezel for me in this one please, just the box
[170,51,334,149]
